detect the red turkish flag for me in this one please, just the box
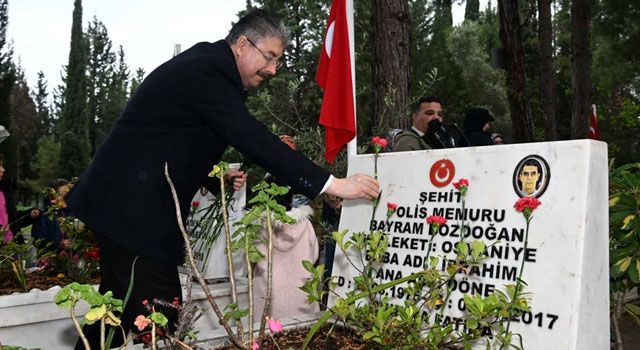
[316,0,355,163]
[588,104,600,140]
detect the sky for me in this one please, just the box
[7,0,246,90]
[6,0,491,93]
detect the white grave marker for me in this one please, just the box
[330,140,609,349]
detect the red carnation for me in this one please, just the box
[371,136,388,153]
[426,215,447,225]
[83,246,100,261]
[452,178,469,197]
[514,197,541,212]
[453,178,469,189]
[386,202,398,219]
[192,201,200,208]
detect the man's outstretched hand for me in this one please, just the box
[326,174,380,201]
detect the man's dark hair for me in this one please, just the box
[225,9,291,47]
[49,178,70,191]
[412,96,443,114]
[519,159,543,189]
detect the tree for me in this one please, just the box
[570,0,592,139]
[0,0,17,182]
[497,0,533,142]
[86,16,116,154]
[537,0,558,140]
[465,0,480,21]
[129,67,145,96]
[371,0,411,132]
[34,71,52,135]
[447,20,510,137]
[9,68,40,192]
[592,0,640,164]
[59,0,90,178]
[99,45,129,147]
[24,135,61,194]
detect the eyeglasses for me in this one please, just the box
[245,36,283,69]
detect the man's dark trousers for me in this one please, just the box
[75,234,182,349]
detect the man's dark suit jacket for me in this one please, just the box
[67,40,330,265]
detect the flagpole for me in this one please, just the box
[346,0,357,158]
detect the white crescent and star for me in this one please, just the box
[324,21,335,57]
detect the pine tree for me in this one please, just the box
[59,0,90,178]
[86,16,115,154]
[497,0,533,142]
[465,0,480,21]
[9,67,40,196]
[570,0,592,139]
[0,0,17,182]
[129,68,145,96]
[371,0,411,131]
[34,71,52,135]
[537,0,558,140]
[98,45,129,147]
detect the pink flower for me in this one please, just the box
[142,299,149,306]
[267,317,283,333]
[252,340,260,350]
[172,297,181,307]
[134,315,151,331]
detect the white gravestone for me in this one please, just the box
[189,164,246,281]
[330,140,609,349]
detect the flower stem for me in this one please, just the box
[504,218,530,336]
[219,168,244,341]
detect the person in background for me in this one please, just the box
[0,154,40,244]
[31,179,72,252]
[393,96,444,151]
[463,107,495,146]
[252,136,320,320]
[491,133,505,145]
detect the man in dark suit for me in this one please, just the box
[67,9,379,348]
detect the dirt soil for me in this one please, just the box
[0,269,100,295]
[219,326,367,350]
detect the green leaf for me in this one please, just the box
[622,215,636,230]
[149,312,168,327]
[302,260,315,272]
[466,317,479,330]
[629,258,640,284]
[612,257,632,277]
[625,303,640,317]
[54,287,71,307]
[85,304,106,324]
[456,241,469,257]
[471,240,486,261]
